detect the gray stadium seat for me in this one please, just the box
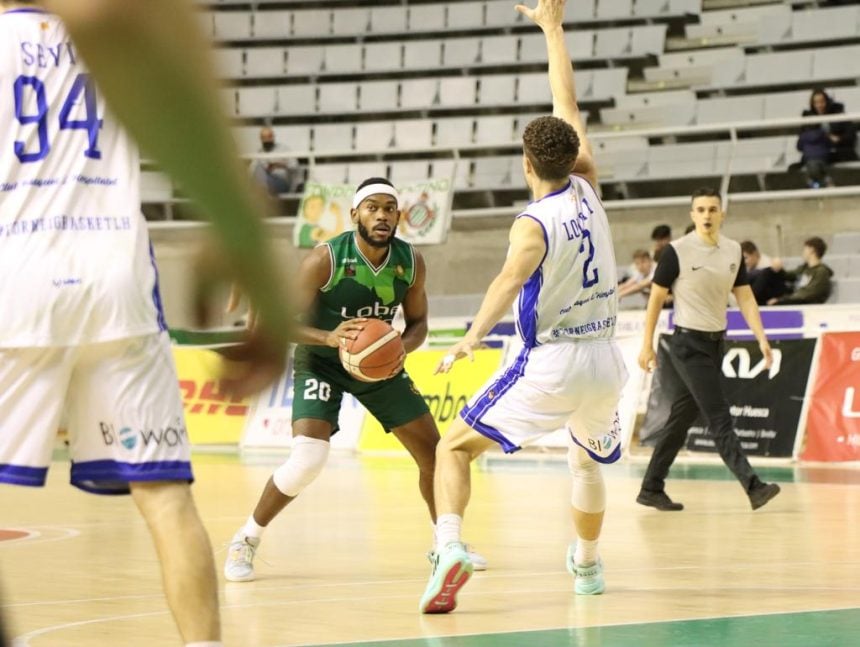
[474,115,517,144]
[409,4,446,32]
[251,10,290,39]
[404,41,443,70]
[435,118,475,147]
[485,0,527,27]
[292,10,331,37]
[213,49,244,79]
[481,35,520,65]
[447,2,485,29]
[245,48,285,78]
[358,81,400,112]
[595,0,633,20]
[763,90,814,120]
[312,124,354,153]
[274,125,312,155]
[278,85,317,115]
[443,38,481,67]
[394,119,434,149]
[516,73,553,105]
[213,12,251,40]
[520,32,593,62]
[355,122,395,152]
[219,88,238,117]
[472,156,519,188]
[831,232,860,256]
[631,24,667,55]
[286,46,324,76]
[588,68,627,100]
[332,8,369,36]
[696,95,765,125]
[813,45,860,83]
[601,102,695,128]
[364,43,404,72]
[649,143,720,178]
[318,82,358,113]
[389,160,432,185]
[369,6,407,33]
[833,278,860,304]
[744,50,813,86]
[308,164,347,184]
[594,28,633,59]
[431,159,471,189]
[237,86,277,117]
[323,44,363,74]
[141,171,173,203]
[439,77,478,107]
[348,162,390,184]
[791,6,860,44]
[400,79,439,109]
[478,75,517,106]
[566,0,596,22]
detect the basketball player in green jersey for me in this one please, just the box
[225,178,486,581]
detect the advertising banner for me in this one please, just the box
[172,347,253,445]
[640,335,816,458]
[802,332,860,462]
[294,179,453,248]
[357,348,504,452]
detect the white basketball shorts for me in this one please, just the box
[461,339,628,462]
[0,332,192,494]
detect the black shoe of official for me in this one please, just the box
[749,482,780,510]
[636,490,684,511]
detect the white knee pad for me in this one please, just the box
[568,445,606,514]
[272,436,330,497]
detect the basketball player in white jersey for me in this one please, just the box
[0,2,280,644]
[419,0,627,613]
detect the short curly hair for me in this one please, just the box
[522,116,580,181]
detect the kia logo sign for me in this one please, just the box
[722,348,782,380]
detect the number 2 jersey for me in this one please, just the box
[515,175,618,347]
[0,8,163,347]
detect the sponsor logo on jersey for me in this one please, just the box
[99,420,187,449]
[340,302,401,319]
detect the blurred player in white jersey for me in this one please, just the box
[1,1,295,645]
[419,0,627,614]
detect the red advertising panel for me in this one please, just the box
[802,332,860,462]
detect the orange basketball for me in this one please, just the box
[339,318,405,382]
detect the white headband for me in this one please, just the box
[351,183,399,210]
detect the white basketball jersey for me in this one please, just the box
[514,175,618,347]
[0,8,163,347]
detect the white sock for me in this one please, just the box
[435,514,462,550]
[185,642,223,647]
[241,515,266,541]
[575,538,599,566]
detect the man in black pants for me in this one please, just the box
[637,188,781,511]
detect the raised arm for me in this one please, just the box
[517,0,596,185]
[45,0,292,342]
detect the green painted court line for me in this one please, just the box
[307,607,860,647]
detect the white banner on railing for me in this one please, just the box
[294,179,454,248]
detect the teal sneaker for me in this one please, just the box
[566,542,605,595]
[419,542,473,614]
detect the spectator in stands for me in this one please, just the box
[618,249,654,306]
[249,127,302,197]
[796,89,858,188]
[741,240,786,305]
[651,224,672,261]
[768,237,833,305]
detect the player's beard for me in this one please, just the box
[357,221,397,248]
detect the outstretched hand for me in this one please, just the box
[515,0,566,30]
[435,339,479,374]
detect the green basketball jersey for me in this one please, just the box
[301,231,416,359]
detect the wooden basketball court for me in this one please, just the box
[3,451,860,646]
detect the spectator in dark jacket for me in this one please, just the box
[797,89,858,188]
[741,240,787,305]
[768,237,833,305]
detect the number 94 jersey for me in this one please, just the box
[0,9,162,347]
[515,175,618,347]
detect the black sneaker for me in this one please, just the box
[636,490,684,511]
[749,482,780,510]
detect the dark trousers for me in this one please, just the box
[641,329,760,494]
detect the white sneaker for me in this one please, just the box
[224,532,260,582]
[428,543,488,571]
